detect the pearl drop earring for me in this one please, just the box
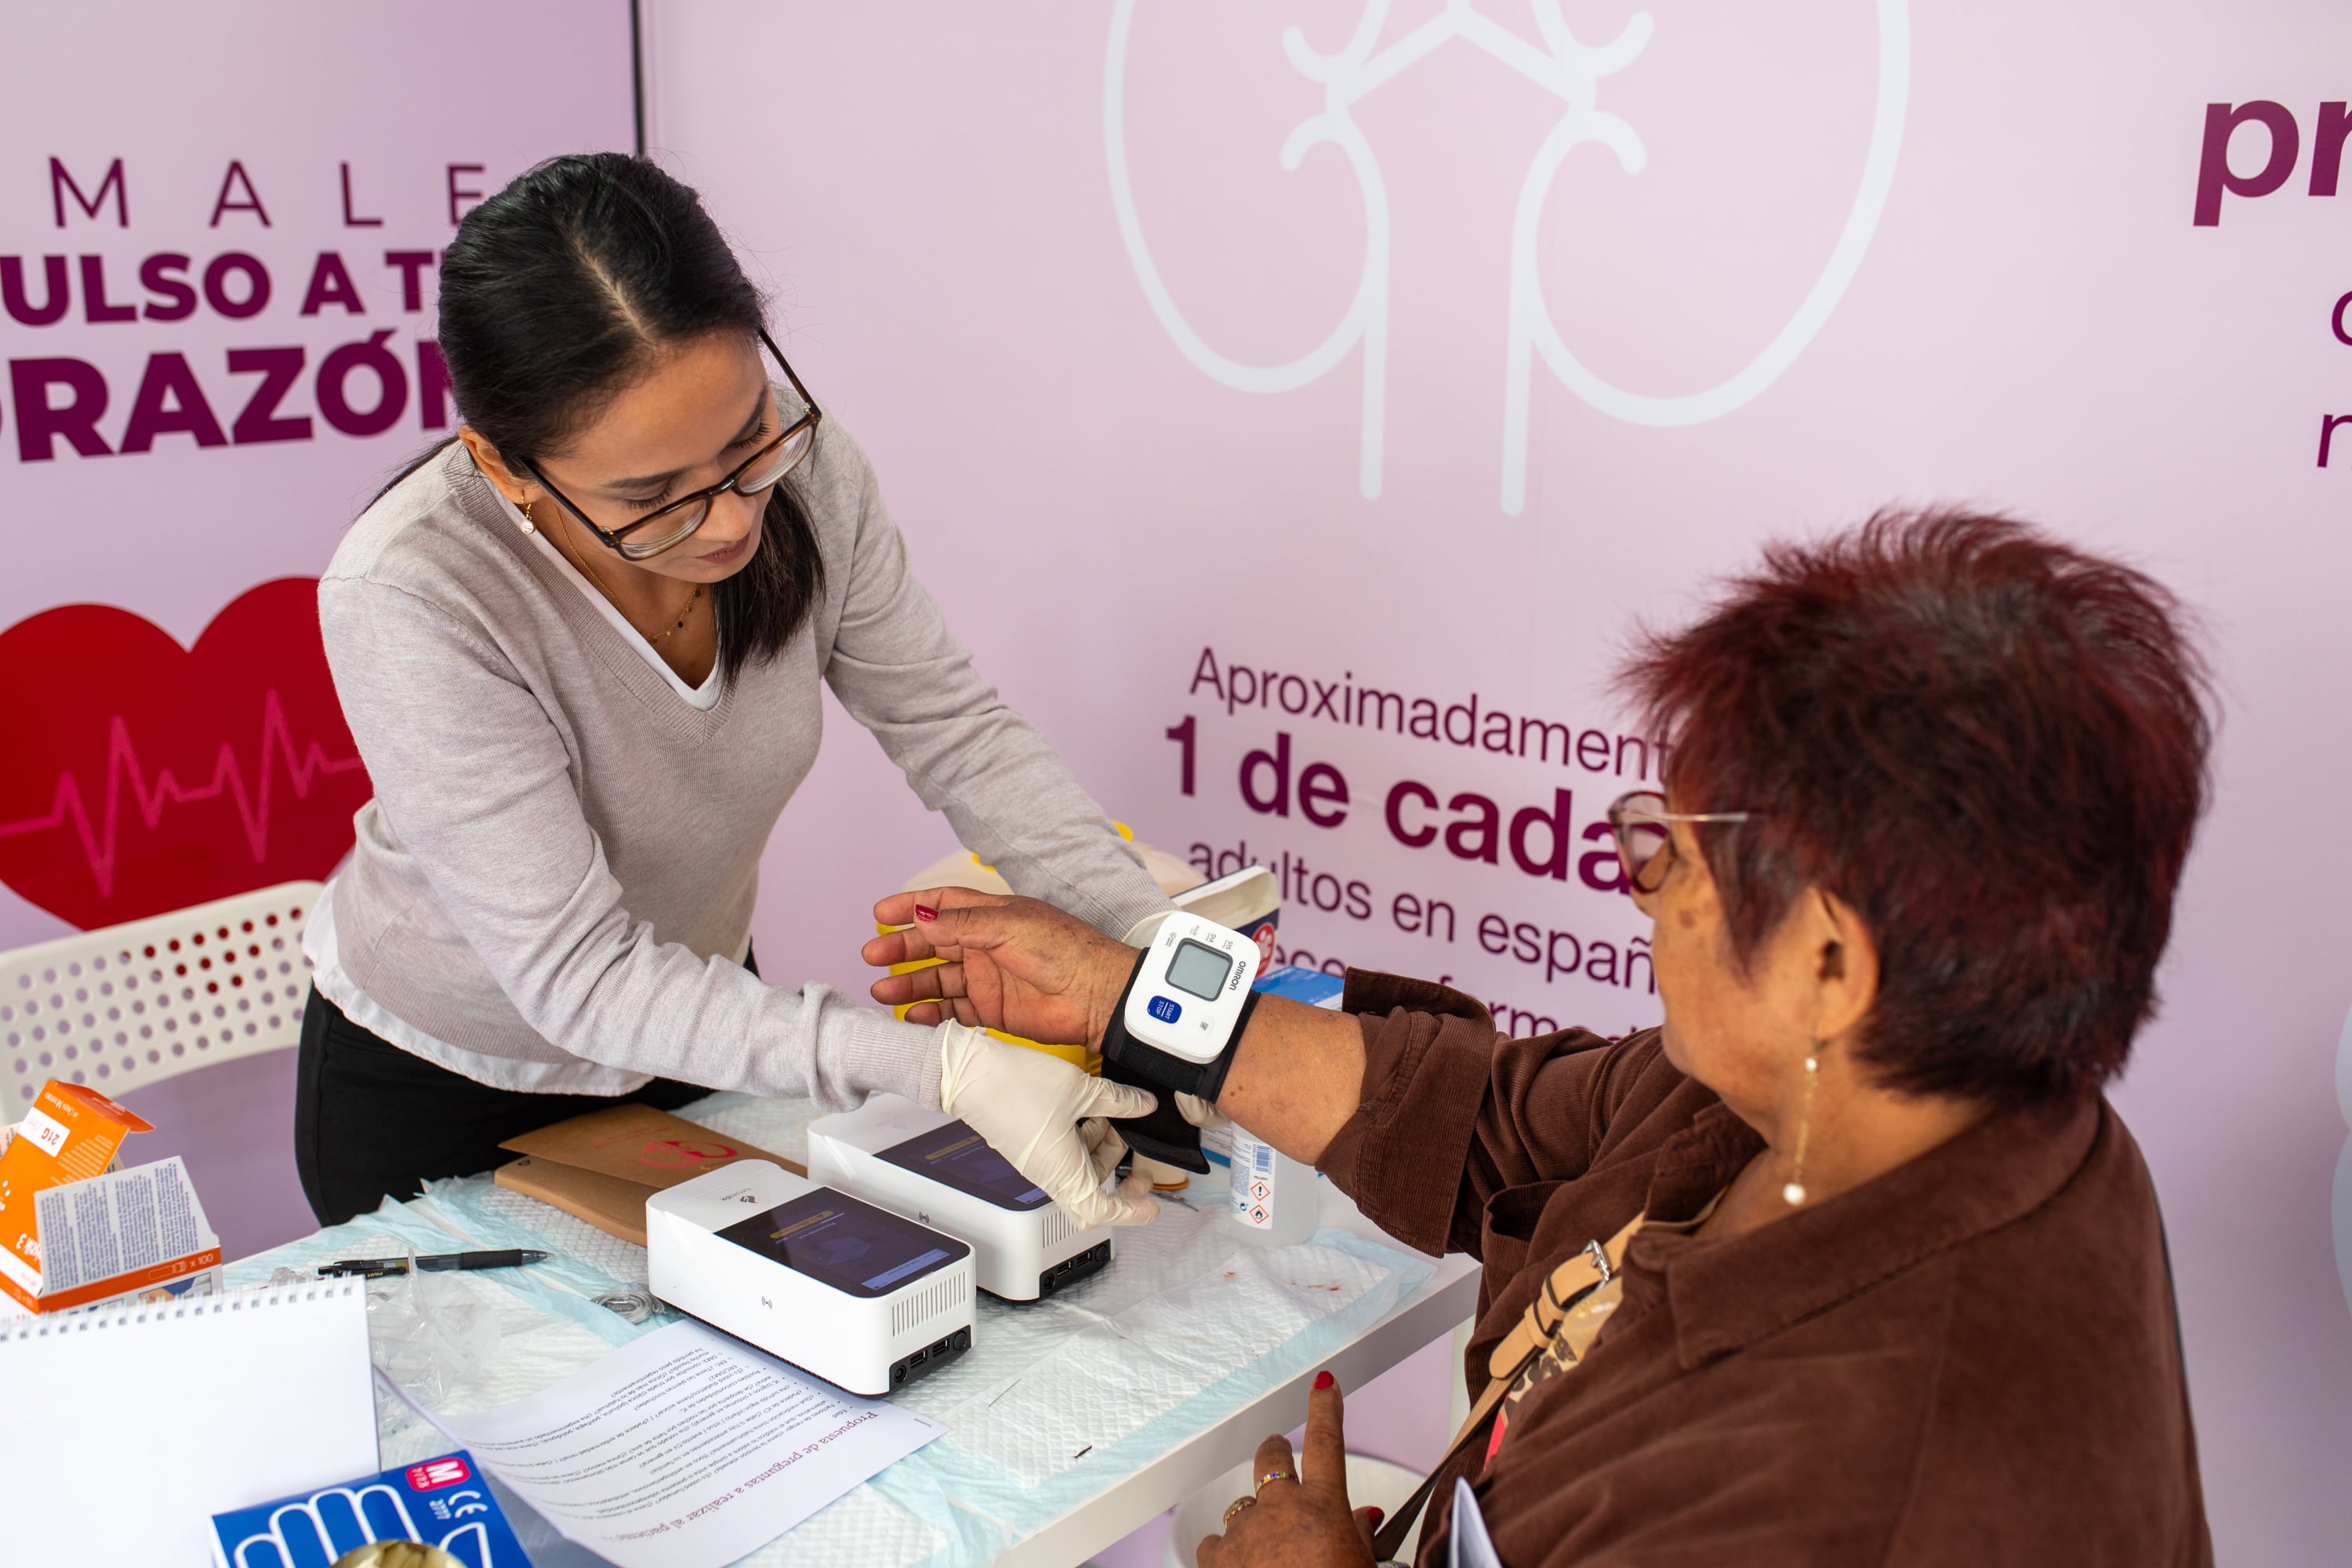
[1783,1052,1820,1206]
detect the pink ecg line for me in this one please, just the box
[0,693,367,897]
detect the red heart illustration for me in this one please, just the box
[0,579,372,931]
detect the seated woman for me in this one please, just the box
[865,511,2213,1566]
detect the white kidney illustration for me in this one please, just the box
[1105,0,1911,514]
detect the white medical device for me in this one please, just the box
[1089,909,1271,1174]
[806,1096,1115,1302]
[645,1160,975,1397]
[1122,910,1259,1068]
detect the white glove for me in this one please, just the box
[935,1022,1160,1228]
[1174,1093,1228,1130]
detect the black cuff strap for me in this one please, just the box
[1099,1054,1210,1174]
[1097,948,1261,1174]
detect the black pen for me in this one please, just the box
[417,1249,549,1272]
[318,1249,548,1278]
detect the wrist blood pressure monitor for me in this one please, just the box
[647,1160,975,1396]
[807,1096,1115,1301]
[1098,911,1265,1174]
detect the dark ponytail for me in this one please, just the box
[391,152,823,681]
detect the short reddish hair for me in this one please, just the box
[1620,510,2212,1106]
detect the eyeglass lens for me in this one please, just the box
[615,415,816,562]
[1612,794,1675,894]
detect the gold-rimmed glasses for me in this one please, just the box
[1606,789,1762,895]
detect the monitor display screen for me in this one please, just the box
[877,1119,1051,1212]
[716,1189,968,1298]
[1166,938,1233,1002]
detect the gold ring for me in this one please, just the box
[1222,1496,1256,1526]
[1255,1468,1295,1494]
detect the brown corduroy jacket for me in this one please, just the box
[1315,972,2212,1567]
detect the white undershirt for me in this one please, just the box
[306,488,734,1091]
[499,488,724,711]
[305,888,659,1093]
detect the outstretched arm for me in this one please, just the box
[864,888,1366,1163]
[815,425,1171,940]
[869,887,1694,1261]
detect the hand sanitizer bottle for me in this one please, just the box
[1229,1123,1316,1247]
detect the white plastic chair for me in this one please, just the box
[1,881,321,1114]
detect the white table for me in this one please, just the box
[232,1094,1479,1567]
[1000,1178,1478,1566]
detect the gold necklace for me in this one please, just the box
[645,583,702,643]
[559,526,702,644]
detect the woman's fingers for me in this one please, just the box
[859,927,943,968]
[872,887,1011,928]
[869,961,967,1008]
[865,906,1015,979]
[1253,1432,1298,1495]
[869,887,1012,967]
[1302,1371,1349,1502]
[898,1000,979,1027]
[1080,1117,1123,1182]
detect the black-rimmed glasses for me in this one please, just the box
[523,328,820,562]
[1606,789,1762,895]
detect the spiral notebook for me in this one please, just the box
[0,1279,379,1564]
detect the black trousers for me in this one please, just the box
[292,956,753,1226]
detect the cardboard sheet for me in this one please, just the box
[495,1103,801,1247]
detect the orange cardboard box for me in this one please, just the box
[0,1080,221,1313]
[0,1156,223,1315]
[0,1080,152,1280]
[494,1103,800,1247]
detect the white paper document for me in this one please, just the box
[29,1153,216,1295]
[436,1319,943,1568]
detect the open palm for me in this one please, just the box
[864,889,1132,1047]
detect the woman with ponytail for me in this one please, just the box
[296,153,1167,1227]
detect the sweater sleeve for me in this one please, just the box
[814,430,1173,940]
[317,574,945,1109]
[1313,971,1686,1257]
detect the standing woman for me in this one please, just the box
[297,153,1165,1226]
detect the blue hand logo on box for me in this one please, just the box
[209,1450,528,1567]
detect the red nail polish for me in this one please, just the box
[1367,1508,1385,1527]
[915,905,938,922]
[1314,1370,1334,1391]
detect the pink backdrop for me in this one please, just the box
[5,2,2347,1555]
[640,2,2352,1558]
[0,0,635,948]
[0,2,636,1254]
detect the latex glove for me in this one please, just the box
[937,1021,1160,1227]
[1176,1093,1229,1131]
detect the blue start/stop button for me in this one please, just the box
[1147,995,1182,1024]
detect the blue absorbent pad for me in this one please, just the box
[1253,964,1346,1007]
[209,1450,531,1567]
[234,1094,1438,1568]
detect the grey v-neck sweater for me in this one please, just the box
[315,423,1168,1108]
